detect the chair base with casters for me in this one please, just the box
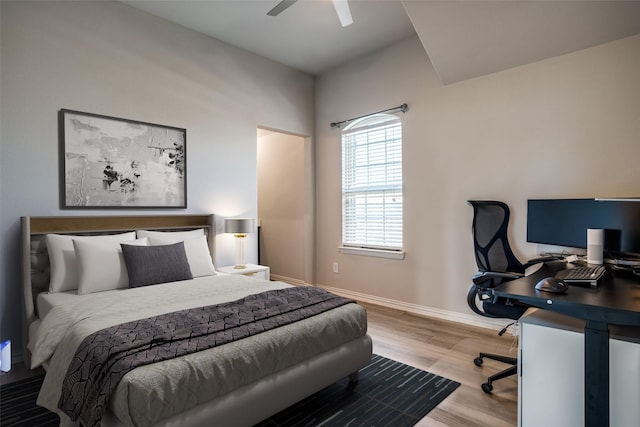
[469,282,526,394]
[474,351,517,394]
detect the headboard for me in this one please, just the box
[20,214,215,367]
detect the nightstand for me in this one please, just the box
[218,264,270,280]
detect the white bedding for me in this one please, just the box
[36,290,78,319]
[30,275,368,427]
[34,272,234,319]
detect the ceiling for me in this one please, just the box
[121,0,416,76]
[121,0,640,85]
[405,1,640,85]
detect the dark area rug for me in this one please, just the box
[0,354,459,427]
[255,354,460,426]
[0,375,59,427]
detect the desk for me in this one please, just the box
[494,261,640,427]
[519,309,640,426]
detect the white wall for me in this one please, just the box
[315,34,640,322]
[0,1,314,359]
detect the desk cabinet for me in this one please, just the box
[519,310,640,427]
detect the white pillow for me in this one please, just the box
[74,238,149,295]
[45,232,137,293]
[136,228,205,240]
[148,235,216,277]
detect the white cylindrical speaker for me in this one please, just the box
[587,228,604,265]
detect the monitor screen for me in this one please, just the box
[527,199,640,257]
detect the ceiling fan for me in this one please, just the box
[267,0,354,27]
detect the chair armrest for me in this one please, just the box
[472,271,523,286]
[467,284,500,318]
[523,256,563,269]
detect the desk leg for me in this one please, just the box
[584,320,609,427]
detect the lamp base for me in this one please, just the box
[234,234,247,270]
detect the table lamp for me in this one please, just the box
[224,218,256,269]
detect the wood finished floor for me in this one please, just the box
[1,302,518,426]
[361,302,519,427]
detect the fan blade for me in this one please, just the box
[332,0,353,27]
[267,0,298,17]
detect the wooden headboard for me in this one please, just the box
[20,214,215,366]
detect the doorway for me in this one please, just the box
[257,128,314,285]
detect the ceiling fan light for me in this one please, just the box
[332,0,353,27]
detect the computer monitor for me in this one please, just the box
[527,198,640,257]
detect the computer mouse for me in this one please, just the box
[535,277,568,294]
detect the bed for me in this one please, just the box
[21,215,372,427]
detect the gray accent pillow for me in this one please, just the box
[121,241,193,288]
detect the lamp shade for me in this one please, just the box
[225,218,256,234]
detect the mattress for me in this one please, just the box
[29,275,368,427]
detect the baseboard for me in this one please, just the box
[317,284,511,332]
[270,274,309,287]
[238,269,507,332]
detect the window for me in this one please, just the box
[341,113,403,257]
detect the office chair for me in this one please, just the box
[467,200,549,393]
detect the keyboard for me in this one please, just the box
[555,264,606,287]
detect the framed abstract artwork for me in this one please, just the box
[60,109,187,208]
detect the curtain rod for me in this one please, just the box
[330,103,408,128]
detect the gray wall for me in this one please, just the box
[0,1,314,359]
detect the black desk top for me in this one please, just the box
[494,261,640,326]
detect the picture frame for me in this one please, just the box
[60,109,187,209]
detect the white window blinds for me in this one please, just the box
[341,115,403,251]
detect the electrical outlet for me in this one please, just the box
[333,262,339,273]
